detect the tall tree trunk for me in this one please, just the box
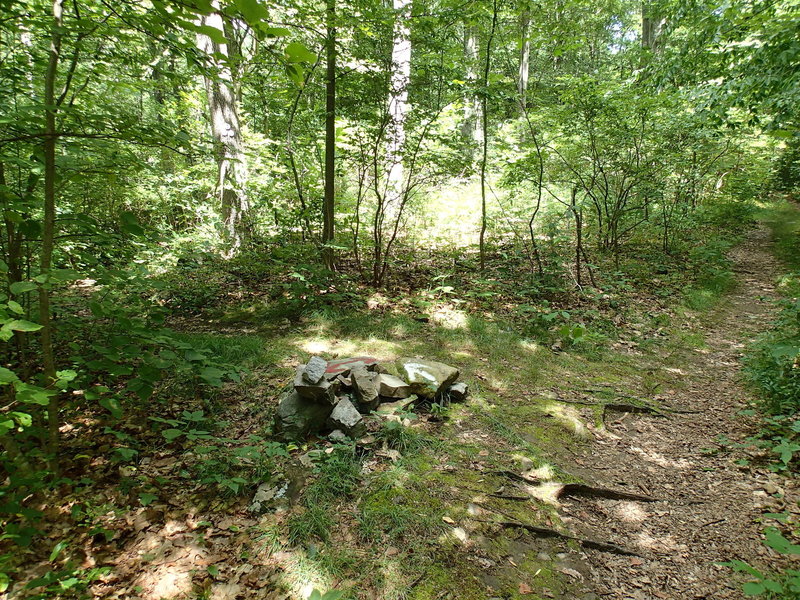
[641,0,664,55]
[197,6,249,257]
[322,0,336,270]
[385,0,412,220]
[42,0,64,471]
[479,0,497,271]
[517,10,531,110]
[461,24,480,161]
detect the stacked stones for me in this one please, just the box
[274,356,468,441]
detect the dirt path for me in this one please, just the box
[567,225,798,599]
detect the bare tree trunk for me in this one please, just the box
[461,24,480,161]
[479,0,497,271]
[42,0,64,472]
[385,0,412,221]
[197,5,250,257]
[322,0,336,270]
[518,10,531,110]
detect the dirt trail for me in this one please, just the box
[568,225,798,599]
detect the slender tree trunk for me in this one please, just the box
[517,9,531,110]
[385,0,412,221]
[479,0,497,271]
[461,24,480,161]
[42,0,64,471]
[197,5,249,257]
[322,0,336,270]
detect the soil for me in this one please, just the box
[564,225,800,599]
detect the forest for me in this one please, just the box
[1,0,800,597]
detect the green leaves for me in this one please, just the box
[162,428,184,441]
[285,42,316,64]
[10,281,37,295]
[232,0,269,26]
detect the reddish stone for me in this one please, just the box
[325,356,379,377]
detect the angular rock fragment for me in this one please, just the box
[328,429,348,443]
[376,373,412,399]
[294,366,337,404]
[302,356,328,384]
[376,395,417,416]
[274,390,333,440]
[396,358,459,399]
[327,397,366,438]
[351,366,380,412]
[446,382,469,402]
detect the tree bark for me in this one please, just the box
[479,0,497,271]
[197,6,250,257]
[322,0,336,270]
[518,10,531,110]
[42,0,64,471]
[385,0,412,220]
[461,23,480,160]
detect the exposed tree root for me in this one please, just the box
[556,483,658,502]
[497,520,643,557]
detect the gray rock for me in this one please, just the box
[376,373,411,399]
[327,397,366,437]
[446,382,469,402]
[274,390,333,440]
[396,358,459,399]
[351,367,380,412]
[294,366,337,404]
[302,356,328,384]
[328,429,348,443]
[376,395,417,416]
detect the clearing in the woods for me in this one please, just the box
[52,205,796,600]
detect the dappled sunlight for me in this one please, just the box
[275,552,334,600]
[629,445,694,469]
[614,501,648,524]
[522,481,565,505]
[539,403,589,438]
[431,305,469,329]
[129,519,212,600]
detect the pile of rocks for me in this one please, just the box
[274,356,468,441]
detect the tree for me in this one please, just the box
[322,0,337,270]
[196,3,250,256]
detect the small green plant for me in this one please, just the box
[375,419,428,453]
[723,527,800,597]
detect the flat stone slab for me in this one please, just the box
[376,373,411,399]
[376,395,417,416]
[396,358,459,399]
[302,356,328,384]
[325,356,380,378]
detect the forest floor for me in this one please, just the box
[31,210,800,600]
[568,223,799,599]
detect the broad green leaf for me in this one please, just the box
[162,428,184,441]
[742,581,765,595]
[285,42,316,63]
[0,367,19,385]
[9,281,36,295]
[195,24,227,45]
[99,397,123,419]
[139,492,158,506]
[233,0,268,25]
[49,540,67,562]
[7,301,23,314]
[6,320,42,332]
